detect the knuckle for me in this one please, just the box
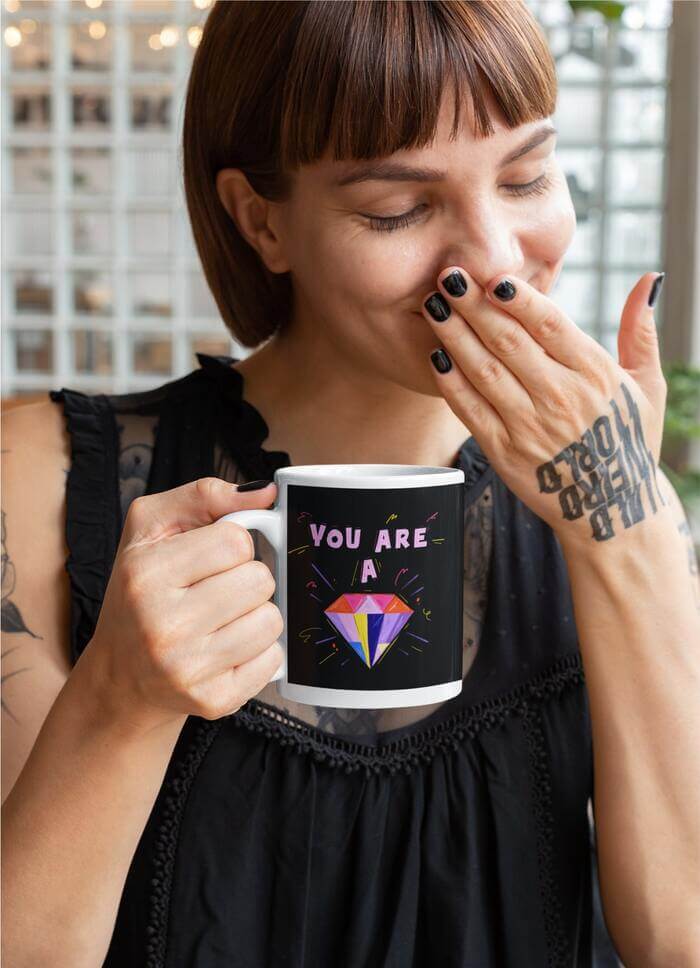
[251,559,276,598]
[454,388,488,426]
[490,326,524,357]
[533,310,563,342]
[120,551,151,600]
[126,493,148,523]
[580,359,609,396]
[518,410,547,446]
[258,600,284,639]
[637,319,660,347]
[194,477,219,500]
[141,616,173,658]
[539,381,577,415]
[224,521,255,561]
[193,695,230,721]
[476,356,505,385]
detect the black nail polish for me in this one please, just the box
[493,279,516,301]
[430,348,452,373]
[648,272,665,308]
[424,293,451,322]
[442,270,467,297]
[238,479,272,491]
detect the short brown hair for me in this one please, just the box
[183,0,557,348]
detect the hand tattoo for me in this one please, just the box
[536,382,665,541]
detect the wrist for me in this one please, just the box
[70,643,187,746]
[555,503,678,564]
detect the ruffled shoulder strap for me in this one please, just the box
[49,388,121,666]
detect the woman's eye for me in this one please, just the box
[366,204,428,233]
[365,172,553,233]
[504,171,553,198]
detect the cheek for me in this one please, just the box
[524,179,577,263]
[350,238,427,305]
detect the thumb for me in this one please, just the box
[123,477,277,546]
[617,271,666,397]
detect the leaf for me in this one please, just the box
[568,0,626,20]
[1,599,41,638]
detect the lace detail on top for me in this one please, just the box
[230,651,584,776]
[143,652,586,968]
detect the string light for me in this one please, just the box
[159,25,179,47]
[187,25,202,47]
[4,24,22,46]
[88,20,106,40]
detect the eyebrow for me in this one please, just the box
[333,122,557,188]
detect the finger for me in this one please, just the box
[122,476,276,545]
[428,347,508,447]
[422,290,537,425]
[435,267,562,398]
[181,557,275,634]
[151,517,259,588]
[194,641,284,717]
[485,272,605,372]
[203,601,283,678]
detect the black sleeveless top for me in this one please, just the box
[49,353,601,968]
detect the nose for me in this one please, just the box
[441,204,526,292]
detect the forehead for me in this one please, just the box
[312,83,534,187]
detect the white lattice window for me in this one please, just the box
[1,0,236,399]
[0,0,684,399]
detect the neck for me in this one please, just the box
[232,323,472,469]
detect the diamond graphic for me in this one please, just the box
[324,593,414,669]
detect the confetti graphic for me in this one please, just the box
[285,482,464,691]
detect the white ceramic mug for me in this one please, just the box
[219,464,465,709]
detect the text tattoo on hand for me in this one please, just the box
[535,381,666,541]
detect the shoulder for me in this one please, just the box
[3,397,71,466]
[2,401,73,796]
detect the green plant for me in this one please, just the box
[568,0,625,20]
[660,361,700,508]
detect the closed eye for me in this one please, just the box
[364,172,554,233]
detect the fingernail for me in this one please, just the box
[442,270,467,297]
[493,279,516,301]
[430,348,452,373]
[237,479,272,491]
[424,293,451,322]
[648,272,665,308]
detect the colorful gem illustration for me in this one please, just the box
[324,593,414,669]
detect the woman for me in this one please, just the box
[3,2,699,966]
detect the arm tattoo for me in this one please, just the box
[2,510,40,722]
[535,381,666,541]
[115,419,155,525]
[1,511,41,640]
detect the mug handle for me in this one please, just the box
[217,508,286,682]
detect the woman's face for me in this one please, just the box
[274,85,576,398]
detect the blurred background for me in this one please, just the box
[1,2,699,966]
[2,0,698,520]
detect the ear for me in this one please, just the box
[215,168,290,274]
